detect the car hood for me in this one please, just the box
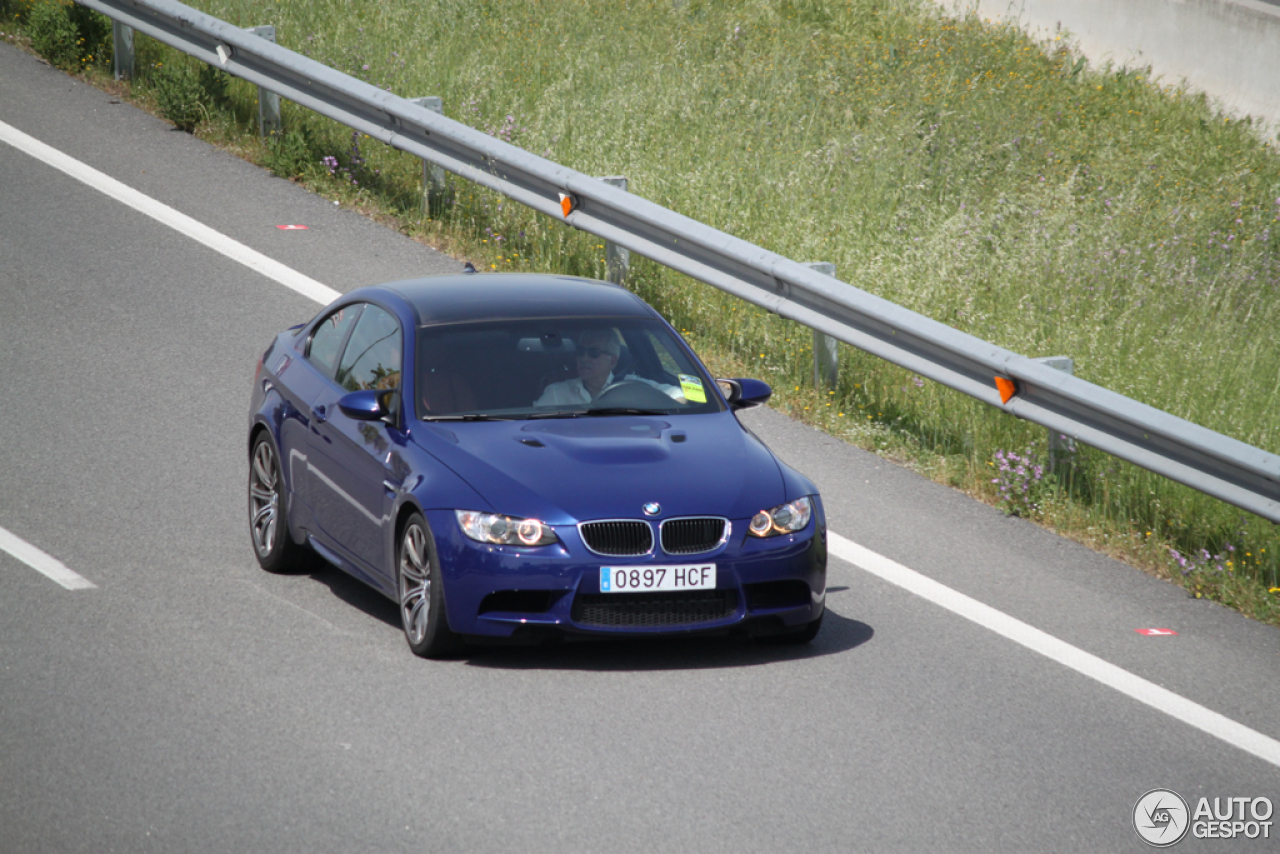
[410,412,785,524]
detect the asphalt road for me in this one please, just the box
[2,42,1278,852]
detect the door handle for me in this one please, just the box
[311,404,328,423]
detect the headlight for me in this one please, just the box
[455,510,559,546]
[747,496,813,538]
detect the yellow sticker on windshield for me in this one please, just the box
[679,374,706,403]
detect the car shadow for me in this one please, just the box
[308,560,402,628]
[304,560,873,671]
[460,606,873,672]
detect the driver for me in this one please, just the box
[534,330,685,406]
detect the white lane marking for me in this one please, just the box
[8,115,1279,767]
[0,525,96,590]
[829,532,1280,770]
[0,119,339,306]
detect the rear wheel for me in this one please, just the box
[248,433,309,573]
[398,514,463,658]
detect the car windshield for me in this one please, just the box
[415,317,724,420]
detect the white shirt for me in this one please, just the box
[534,372,685,407]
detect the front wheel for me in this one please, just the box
[397,514,463,658]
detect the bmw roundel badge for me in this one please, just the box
[643,502,661,516]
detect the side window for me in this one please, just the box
[336,305,402,392]
[308,304,363,379]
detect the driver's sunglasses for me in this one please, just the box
[577,347,609,359]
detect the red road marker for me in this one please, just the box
[276,224,309,230]
[1135,628,1179,636]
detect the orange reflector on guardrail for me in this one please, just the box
[995,376,1017,404]
[559,193,576,217]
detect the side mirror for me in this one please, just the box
[338,389,398,423]
[716,378,772,410]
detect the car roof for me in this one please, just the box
[374,273,657,326]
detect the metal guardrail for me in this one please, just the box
[75,0,1280,522]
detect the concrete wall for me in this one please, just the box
[933,0,1280,134]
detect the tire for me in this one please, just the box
[248,432,310,573]
[397,513,463,658]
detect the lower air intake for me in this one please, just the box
[572,590,739,628]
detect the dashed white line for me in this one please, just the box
[0,525,95,590]
[829,532,1280,770]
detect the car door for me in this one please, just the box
[305,303,406,583]
[279,302,364,521]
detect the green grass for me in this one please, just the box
[10,0,1280,622]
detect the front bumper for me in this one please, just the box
[426,509,827,640]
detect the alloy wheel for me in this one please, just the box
[249,440,280,558]
[399,523,431,645]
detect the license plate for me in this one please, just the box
[600,564,716,593]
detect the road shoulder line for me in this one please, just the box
[0,118,339,307]
[0,525,95,590]
[829,531,1280,769]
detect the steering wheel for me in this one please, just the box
[591,380,678,409]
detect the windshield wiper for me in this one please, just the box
[422,413,515,422]
[585,407,671,416]
[525,409,590,420]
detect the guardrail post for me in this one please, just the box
[806,262,839,389]
[248,26,281,137]
[112,22,133,80]
[1035,356,1076,472]
[411,97,449,215]
[599,176,630,285]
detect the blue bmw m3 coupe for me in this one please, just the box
[248,272,826,657]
